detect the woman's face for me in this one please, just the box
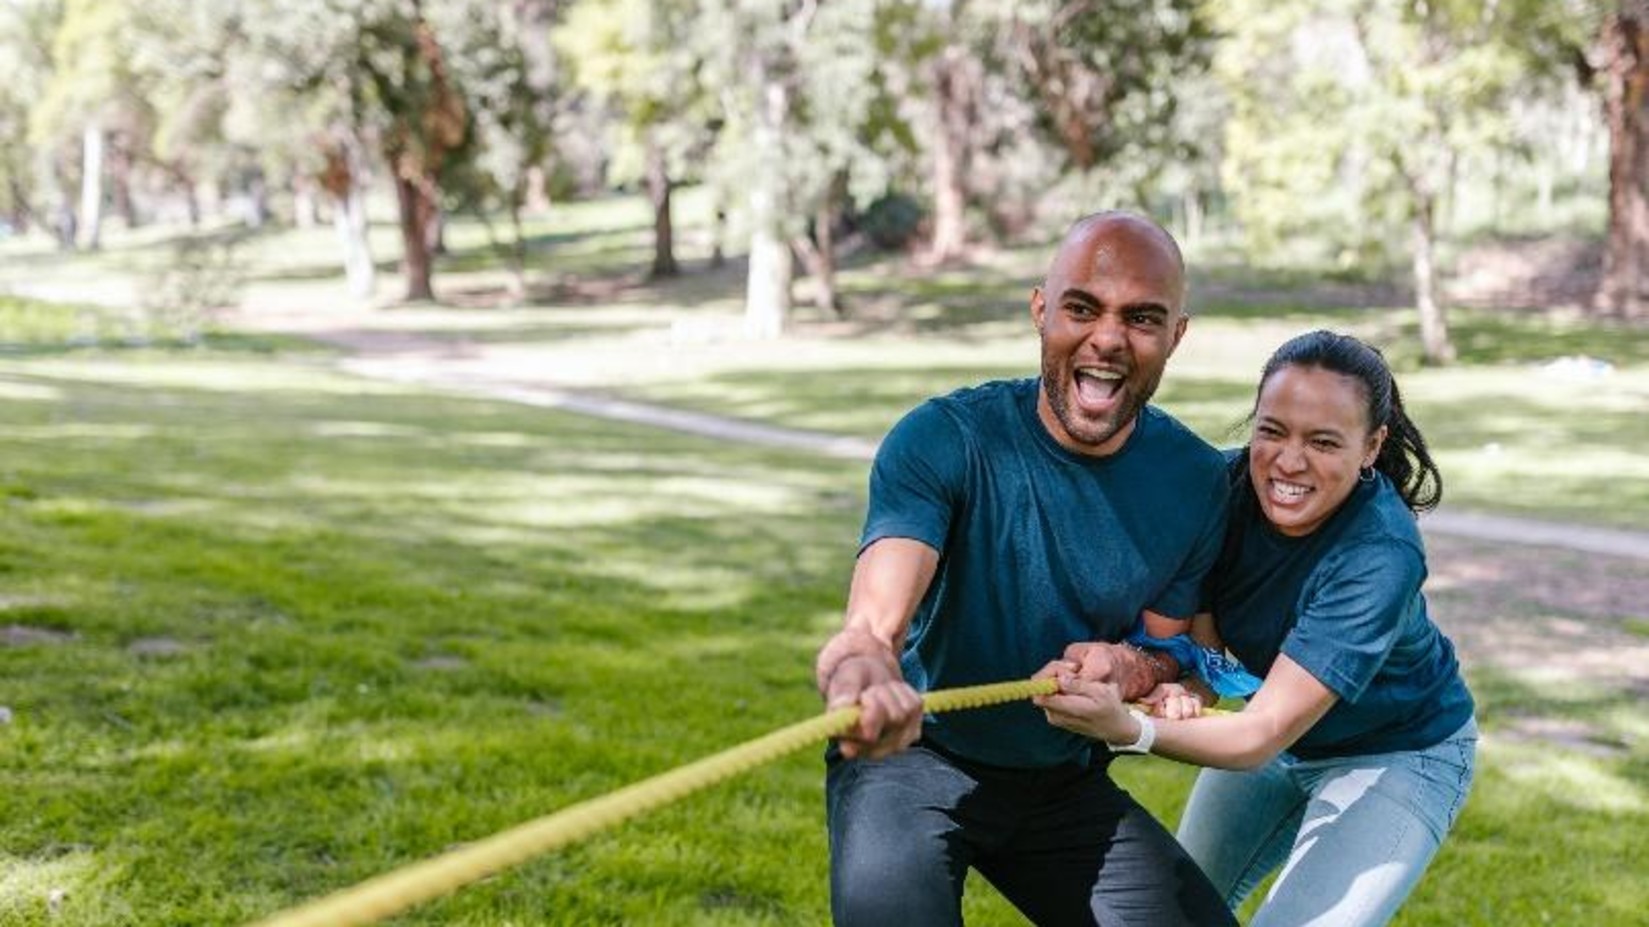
[1248,365,1386,537]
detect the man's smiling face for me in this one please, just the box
[1030,216,1188,456]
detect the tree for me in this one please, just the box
[443,0,563,299]
[1591,1,1649,318]
[1217,0,1556,365]
[360,2,472,302]
[0,0,61,235]
[30,0,147,250]
[695,0,903,334]
[1008,0,1214,205]
[235,0,386,299]
[556,0,707,280]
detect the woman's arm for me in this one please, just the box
[1188,611,1224,651]
[1036,653,1338,770]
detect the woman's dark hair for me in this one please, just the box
[1249,330,1443,513]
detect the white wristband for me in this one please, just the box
[1106,708,1156,754]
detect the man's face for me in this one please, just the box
[1029,219,1188,456]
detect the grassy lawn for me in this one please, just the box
[2,200,1646,924]
[0,349,864,924]
[0,342,1643,925]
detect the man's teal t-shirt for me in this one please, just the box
[861,378,1229,768]
[1205,458,1475,759]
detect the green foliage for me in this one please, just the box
[555,0,711,190]
[1215,0,1579,267]
[858,192,925,250]
[27,0,136,147]
[0,0,61,224]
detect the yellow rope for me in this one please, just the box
[249,678,1060,927]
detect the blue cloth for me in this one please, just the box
[1125,626,1263,699]
[1177,718,1477,926]
[827,742,1238,926]
[860,378,1229,767]
[1203,460,1475,759]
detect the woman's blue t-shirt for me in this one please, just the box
[1205,456,1474,759]
[862,378,1229,768]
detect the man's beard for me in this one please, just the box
[1040,352,1157,450]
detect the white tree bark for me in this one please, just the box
[79,122,104,250]
[744,74,791,340]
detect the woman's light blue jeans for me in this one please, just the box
[1176,718,1477,927]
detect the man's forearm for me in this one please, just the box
[1120,644,1180,702]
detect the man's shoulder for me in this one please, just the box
[929,377,1034,411]
[912,378,1033,431]
[1136,406,1226,472]
[883,378,1032,456]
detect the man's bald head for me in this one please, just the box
[1046,211,1187,313]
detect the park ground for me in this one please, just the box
[1,194,1647,924]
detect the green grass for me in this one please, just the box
[1,346,1645,925]
[0,353,864,924]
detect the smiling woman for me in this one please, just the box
[1038,330,1474,927]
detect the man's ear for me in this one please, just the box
[1030,286,1046,333]
[1168,313,1189,355]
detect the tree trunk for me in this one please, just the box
[53,198,76,250]
[78,123,104,250]
[320,139,376,299]
[710,202,727,270]
[292,174,319,228]
[110,141,139,230]
[645,132,678,279]
[744,71,791,340]
[1596,5,1649,319]
[381,11,465,304]
[1411,184,1454,365]
[393,169,438,302]
[928,45,973,264]
[8,178,35,234]
[179,171,201,228]
[507,197,527,300]
[245,172,270,228]
[333,183,375,300]
[791,172,845,317]
[523,165,552,214]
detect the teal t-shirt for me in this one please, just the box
[861,378,1229,768]
[1205,457,1474,759]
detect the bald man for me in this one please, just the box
[814,213,1237,926]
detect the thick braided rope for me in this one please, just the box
[249,677,1060,927]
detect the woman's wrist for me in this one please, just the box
[1106,708,1156,754]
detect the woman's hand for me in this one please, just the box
[1140,682,1204,720]
[1032,662,1138,743]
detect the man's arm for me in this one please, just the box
[1058,606,1186,702]
[815,537,938,760]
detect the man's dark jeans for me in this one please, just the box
[826,742,1236,927]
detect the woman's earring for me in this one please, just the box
[1359,465,1376,483]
